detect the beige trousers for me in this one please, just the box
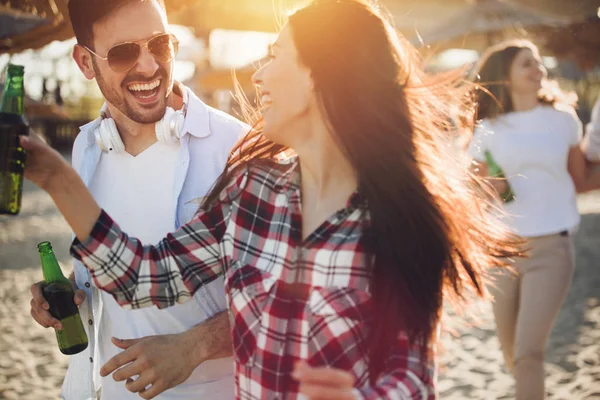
[489,233,575,400]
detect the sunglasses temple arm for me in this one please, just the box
[83,46,109,61]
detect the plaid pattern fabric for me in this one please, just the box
[71,157,436,399]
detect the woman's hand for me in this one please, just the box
[470,160,510,200]
[293,362,355,400]
[20,135,101,241]
[20,135,70,191]
[488,177,509,197]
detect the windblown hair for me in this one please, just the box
[68,0,166,49]
[204,0,522,381]
[473,39,577,121]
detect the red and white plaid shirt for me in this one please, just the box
[71,157,436,399]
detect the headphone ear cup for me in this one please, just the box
[96,118,125,153]
[171,110,185,140]
[155,110,169,145]
[106,118,125,153]
[155,107,184,146]
[93,124,106,152]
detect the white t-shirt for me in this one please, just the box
[468,104,582,237]
[89,141,225,399]
[582,97,600,161]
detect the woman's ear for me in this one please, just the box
[72,45,96,80]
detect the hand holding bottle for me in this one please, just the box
[19,134,102,243]
[37,241,88,355]
[484,150,515,203]
[488,177,509,198]
[19,134,71,192]
[30,279,86,330]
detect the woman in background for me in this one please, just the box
[22,1,520,398]
[469,39,600,400]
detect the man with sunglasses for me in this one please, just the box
[27,0,244,399]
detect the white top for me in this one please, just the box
[468,104,582,237]
[89,141,206,399]
[582,97,600,161]
[61,86,247,400]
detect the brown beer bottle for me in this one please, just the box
[38,241,89,355]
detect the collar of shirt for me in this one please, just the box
[272,156,366,212]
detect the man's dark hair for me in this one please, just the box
[68,0,166,49]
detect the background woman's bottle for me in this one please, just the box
[484,150,515,203]
[38,241,88,355]
[0,64,28,215]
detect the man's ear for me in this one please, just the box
[72,44,96,80]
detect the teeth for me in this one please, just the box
[128,80,161,92]
[261,95,272,104]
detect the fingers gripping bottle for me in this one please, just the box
[38,241,88,355]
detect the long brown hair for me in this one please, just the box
[473,39,577,120]
[205,0,521,381]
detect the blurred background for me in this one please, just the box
[0,0,599,150]
[1,0,599,399]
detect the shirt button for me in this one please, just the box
[89,357,93,363]
[84,282,91,288]
[88,319,93,325]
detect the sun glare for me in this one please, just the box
[210,29,278,69]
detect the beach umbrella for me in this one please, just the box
[413,0,575,51]
[0,0,72,54]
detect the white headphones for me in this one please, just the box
[93,95,187,153]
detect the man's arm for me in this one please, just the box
[582,98,600,162]
[187,311,233,363]
[99,311,232,399]
[568,146,600,193]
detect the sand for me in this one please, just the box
[1,180,599,399]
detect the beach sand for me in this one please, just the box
[1,180,599,399]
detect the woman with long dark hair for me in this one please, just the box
[469,39,600,400]
[22,1,520,398]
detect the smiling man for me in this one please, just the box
[27,0,245,398]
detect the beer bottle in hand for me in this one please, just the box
[38,241,88,355]
[0,64,28,215]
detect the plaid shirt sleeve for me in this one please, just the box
[70,172,246,310]
[352,332,436,399]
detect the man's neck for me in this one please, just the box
[103,85,185,156]
[113,116,158,157]
[106,87,185,156]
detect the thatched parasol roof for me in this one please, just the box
[1,0,598,54]
[413,0,573,51]
[0,0,72,54]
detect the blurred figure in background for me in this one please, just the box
[468,39,600,400]
[21,0,523,398]
[582,96,600,161]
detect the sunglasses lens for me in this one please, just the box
[148,34,178,62]
[107,42,140,72]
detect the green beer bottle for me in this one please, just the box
[484,150,514,203]
[0,64,28,215]
[38,241,89,355]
